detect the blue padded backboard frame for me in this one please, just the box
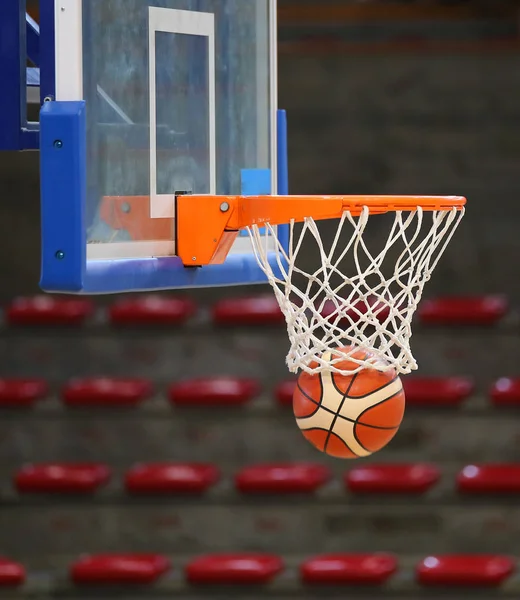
[0,0,55,150]
[40,107,289,294]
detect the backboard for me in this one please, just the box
[32,0,287,293]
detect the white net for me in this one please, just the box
[248,206,465,376]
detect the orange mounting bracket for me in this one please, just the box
[176,194,466,267]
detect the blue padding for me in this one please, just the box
[277,110,289,196]
[240,168,271,236]
[80,254,274,294]
[275,109,290,251]
[39,105,290,294]
[40,101,87,292]
[0,0,23,150]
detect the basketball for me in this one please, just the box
[293,347,405,459]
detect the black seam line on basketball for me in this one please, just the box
[297,404,398,430]
[353,420,371,454]
[352,401,399,455]
[296,382,322,418]
[356,389,404,428]
[345,373,401,400]
[302,428,354,456]
[331,370,347,397]
[296,381,399,429]
[324,372,358,454]
[328,359,371,397]
[329,368,400,400]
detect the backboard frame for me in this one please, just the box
[37,0,288,294]
[0,0,55,150]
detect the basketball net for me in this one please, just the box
[248,206,465,376]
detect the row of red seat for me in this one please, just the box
[1,375,519,407]
[2,294,509,326]
[0,553,516,587]
[10,463,520,494]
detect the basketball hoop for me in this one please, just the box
[176,194,466,375]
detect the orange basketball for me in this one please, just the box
[293,347,405,459]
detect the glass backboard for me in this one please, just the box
[40,0,286,293]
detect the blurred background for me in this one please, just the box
[1,0,520,596]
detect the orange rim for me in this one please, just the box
[218,195,466,229]
[175,194,466,267]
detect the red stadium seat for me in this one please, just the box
[346,464,440,494]
[457,464,520,493]
[62,378,153,407]
[490,378,520,407]
[125,463,220,494]
[109,296,196,325]
[301,553,398,585]
[403,377,474,407]
[186,554,283,584]
[416,555,514,586]
[169,378,260,407]
[321,295,390,325]
[275,380,296,406]
[71,554,170,585]
[0,379,49,407]
[236,463,331,494]
[0,558,25,586]
[212,296,284,326]
[15,463,111,494]
[6,296,94,326]
[418,295,508,326]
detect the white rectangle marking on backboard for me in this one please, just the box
[87,241,176,261]
[55,0,83,100]
[256,0,269,171]
[148,7,216,219]
[268,0,279,252]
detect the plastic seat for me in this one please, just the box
[275,380,296,406]
[212,296,284,326]
[236,463,331,494]
[457,464,520,494]
[71,554,170,585]
[15,463,111,494]
[490,378,520,407]
[125,463,220,494]
[109,296,196,325]
[0,379,49,407]
[62,378,153,407]
[186,554,283,585]
[346,464,440,494]
[6,296,94,326]
[416,555,514,586]
[403,377,474,407]
[321,295,390,325]
[0,558,25,586]
[169,378,260,407]
[301,553,398,585]
[418,295,508,326]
